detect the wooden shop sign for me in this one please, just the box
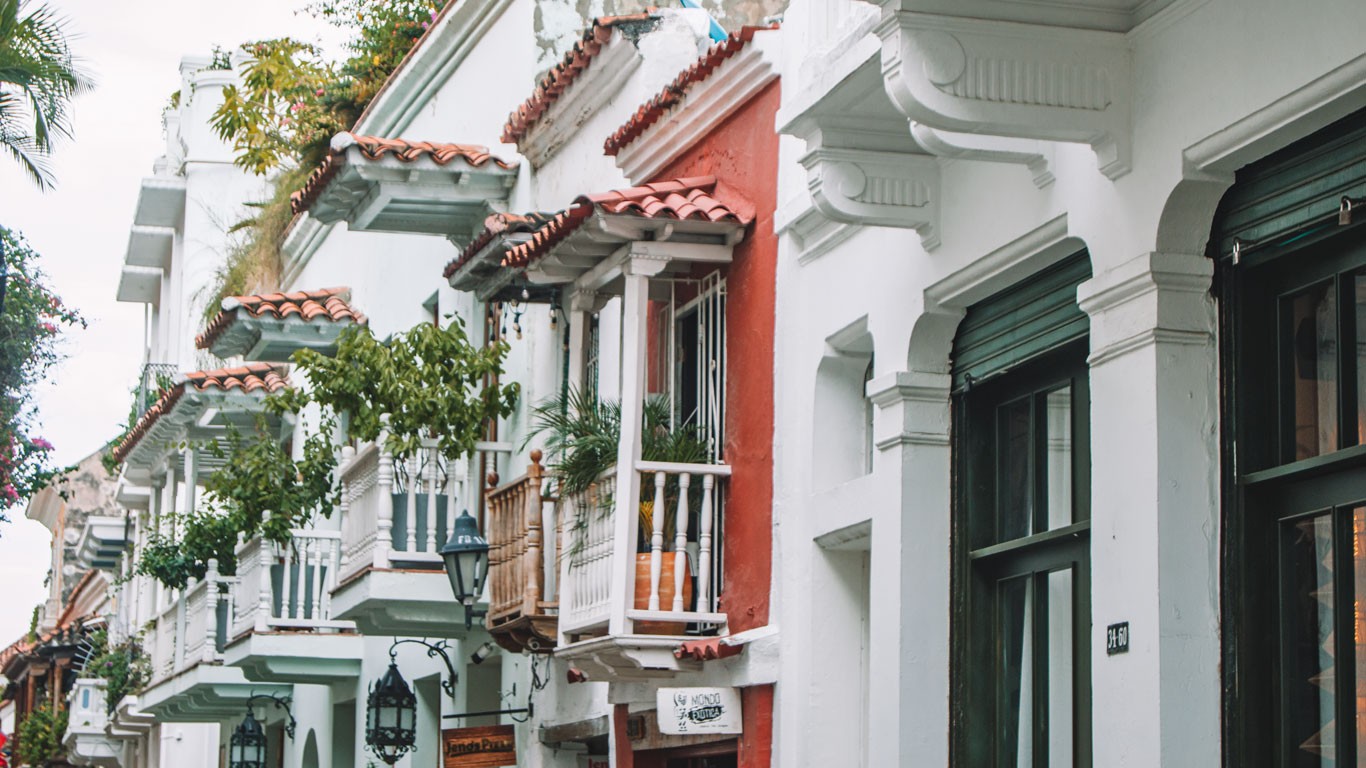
[442,725,516,768]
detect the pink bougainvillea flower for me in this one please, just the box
[40,322,56,334]
[316,88,325,97]
[30,438,53,451]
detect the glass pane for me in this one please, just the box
[1047,568,1074,767]
[999,575,1034,768]
[999,398,1033,542]
[1289,282,1338,461]
[1043,387,1073,531]
[1356,508,1366,763]
[1356,276,1366,448]
[1282,513,1336,765]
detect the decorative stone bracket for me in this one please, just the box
[800,146,942,250]
[878,11,1132,179]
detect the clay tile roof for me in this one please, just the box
[290,133,518,216]
[605,25,775,157]
[501,11,659,145]
[501,176,748,268]
[443,212,560,279]
[111,363,289,464]
[675,637,744,662]
[195,287,366,350]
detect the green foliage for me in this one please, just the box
[26,602,38,640]
[15,701,66,765]
[83,630,150,714]
[100,371,175,477]
[0,227,84,518]
[280,319,519,461]
[0,0,93,188]
[527,387,711,496]
[135,421,340,590]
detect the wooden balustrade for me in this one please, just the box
[484,451,558,653]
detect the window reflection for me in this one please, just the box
[1044,387,1072,531]
[1290,282,1338,460]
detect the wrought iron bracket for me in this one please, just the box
[246,692,297,739]
[388,638,459,700]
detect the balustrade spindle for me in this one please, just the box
[405,456,420,552]
[525,454,544,616]
[673,473,691,612]
[256,532,272,633]
[323,538,339,618]
[698,473,715,613]
[204,560,219,663]
[426,451,440,553]
[309,537,323,622]
[376,436,395,567]
[224,581,236,652]
[648,471,668,611]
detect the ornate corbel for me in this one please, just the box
[878,12,1131,179]
[800,145,941,250]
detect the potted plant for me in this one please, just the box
[527,387,712,633]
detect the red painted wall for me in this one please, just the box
[636,78,781,768]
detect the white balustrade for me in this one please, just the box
[339,438,465,576]
[233,528,353,635]
[557,461,730,642]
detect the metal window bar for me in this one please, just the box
[585,314,601,400]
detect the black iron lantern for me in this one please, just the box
[229,711,268,768]
[365,662,417,765]
[439,510,490,629]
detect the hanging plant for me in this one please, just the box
[278,318,518,462]
[83,630,150,715]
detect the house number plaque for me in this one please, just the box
[1106,622,1130,655]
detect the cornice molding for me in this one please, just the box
[925,214,1074,308]
[613,31,780,183]
[877,11,1132,179]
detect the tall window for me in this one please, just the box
[672,273,726,462]
[952,253,1093,767]
[1218,109,1366,767]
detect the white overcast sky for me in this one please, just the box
[0,1,346,647]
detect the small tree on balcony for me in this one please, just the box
[276,318,519,462]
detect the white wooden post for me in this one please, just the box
[183,446,198,518]
[405,456,419,553]
[205,559,220,662]
[256,513,272,632]
[648,471,667,611]
[376,432,394,568]
[425,450,440,553]
[673,473,691,612]
[322,538,339,620]
[173,580,188,671]
[609,258,667,635]
[698,473,715,613]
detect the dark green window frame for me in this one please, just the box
[951,341,1093,767]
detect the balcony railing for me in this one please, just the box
[338,438,469,583]
[148,560,235,685]
[557,460,729,643]
[232,529,352,637]
[485,452,558,652]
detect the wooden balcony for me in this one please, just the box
[485,451,558,654]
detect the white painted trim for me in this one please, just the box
[280,215,333,289]
[353,0,518,137]
[613,30,782,183]
[924,214,1076,308]
[520,33,643,168]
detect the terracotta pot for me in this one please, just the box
[633,553,694,635]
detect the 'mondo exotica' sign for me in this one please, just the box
[656,687,743,735]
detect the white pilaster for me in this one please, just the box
[1077,251,1219,767]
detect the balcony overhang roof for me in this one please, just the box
[132,176,186,229]
[196,287,365,361]
[76,516,128,571]
[457,177,750,300]
[125,225,173,270]
[113,363,290,474]
[115,265,162,305]
[290,132,519,237]
[139,664,288,722]
[444,212,560,302]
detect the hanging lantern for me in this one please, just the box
[365,662,417,765]
[439,510,489,629]
[228,710,268,768]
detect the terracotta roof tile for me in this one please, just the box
[605,26,774,157]
[196,287,366,351]
[111,363,289,464]
[290,134,518,216]
[443,212,560,279]
[501,11,660,146]
[502,176,748,268]
[675,637,744,662]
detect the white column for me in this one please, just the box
[866,370,953,767]
[1077,251,1219,767]
[183,446,198,518]
[607,256,668,636]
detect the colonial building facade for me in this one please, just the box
[6,0,1366,767]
